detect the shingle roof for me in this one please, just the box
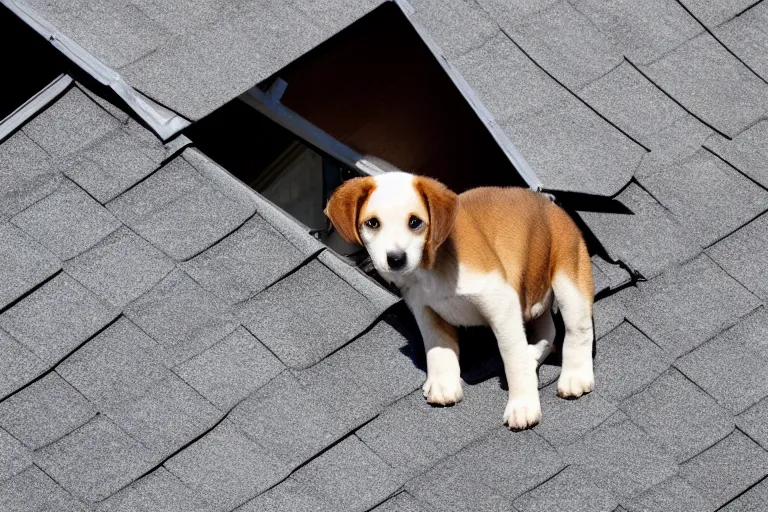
[2,1,768,511]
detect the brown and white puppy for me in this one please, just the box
[325,171,594,430]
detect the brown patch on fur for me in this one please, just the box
[413,176,458,269]
[324,176,376,245]
[438,187,593,319]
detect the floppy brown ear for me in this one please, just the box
[414,176,458,268]
[324,176,376,245]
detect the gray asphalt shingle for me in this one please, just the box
[0,373,95,450]
[677,307,768,414]
[679,0,756,27]
[0,273,117,365]
[23,87,120,159]
[503,93,645,196]
[593,291,627,340]
[23,0,170,70]
[642,33,768,137]
[0,222,59,311]
[0,465,89,512]
[0,131,60,219]
[0,428,31,482]
[239,259,379,369]
[57,317,171,411]
[594,322,670,403]
[620,254,760,358]
[559,414,677,499]
[737,399,768,451]
[720,476,768,512]
[11,179,122,260]
[621,368,734,462]
[501,0,623,89]
[108,374,220,458]
[708,212,768,302]
[410,0,498,60]
[97,467,215,512]
[704,121,768,188]
[453,31,566,127]
[533,383,617,448]
[408,459,512,512]
[292,436,403,512]
[513,465,619,512]
[228,371,346,469]
[578,61,687,144]
[295,319,424,432]
[165,419,290,510]
[571,0,703,65]
[637,149,768,247]
[120,1,332,120]
[0,329,46,400]
[679,430,768,509]
[579,183,701,279]
[625,475,714,512]
[107,154,254,260]
[372,492,431,512]
[64,226,176,308]
[62,127,164,203]
[715,3,768,82]
[124,269,237,366]
[356,380,507,479]
[36,415,156,502]
[180,214,307,305]
[174,326,285,411]
[407,428,564,505]
[238,476,336,512]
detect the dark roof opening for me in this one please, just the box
[0,5,69,121]
[184,2,526,263]
[267,2,525,193]
[185,99,361,258]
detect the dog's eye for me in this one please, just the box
[364,218,380,229]
[408,216,424,231]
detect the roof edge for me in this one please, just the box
[1,0,190,140]
[0,73,71,142]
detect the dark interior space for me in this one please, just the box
[0,5,69,121]
[273,2,525,194]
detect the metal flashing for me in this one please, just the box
[1,0,190,140]
[0,73,71,142]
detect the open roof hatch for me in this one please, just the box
[185,2,537,266]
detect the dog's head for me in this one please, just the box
[325,171,458,279]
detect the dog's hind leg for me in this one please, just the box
[552,264,595,399]
[527,309,555,367]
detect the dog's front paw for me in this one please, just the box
[557,364,594,399]
[422,374,463,406]
[504,396,542,430]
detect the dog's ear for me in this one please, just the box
[414,176,458,268]
[324,176,376,245]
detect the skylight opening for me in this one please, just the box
[184,2,526,269]
[0,5,69,123]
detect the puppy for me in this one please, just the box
[324,171,594,430]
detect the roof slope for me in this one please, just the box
[2,1,768,511]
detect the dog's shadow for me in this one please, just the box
[385,302,577,396]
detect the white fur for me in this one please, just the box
[552,272,594,398]
[359,172,427,278]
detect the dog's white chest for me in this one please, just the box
[429,296,486,327]
[399,267,487,327]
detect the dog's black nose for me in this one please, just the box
[387,251,407,270]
